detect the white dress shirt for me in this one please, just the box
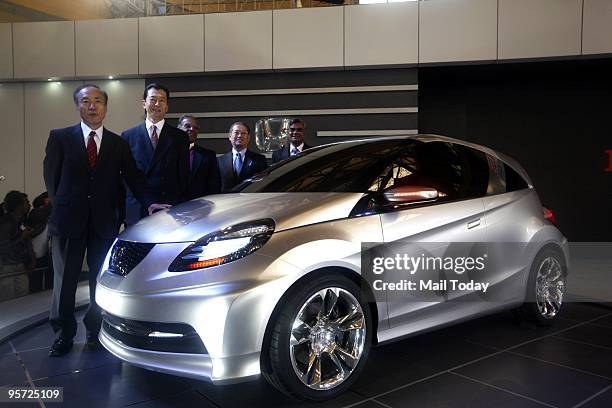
[145,118,165,139]
[80,122,103,154]
[290,143,305,155]
[232,147,247,162]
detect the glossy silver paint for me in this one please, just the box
[96,135,569,385]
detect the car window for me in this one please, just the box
[486,154,507,195]
[504,163,529,192]
[237,140,408,193]
[370,142,489,201]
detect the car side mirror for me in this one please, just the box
[383,186,441,204]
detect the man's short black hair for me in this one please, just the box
[178,114,197,124]
[288,118,305,128]
[230,122,250,134]
[3,190,28,213]
[73,84,108,105]
[143,83,170,100]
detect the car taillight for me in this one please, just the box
[543,206,557,226]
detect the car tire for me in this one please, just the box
[519,247,567,326]
[264,274,372,401]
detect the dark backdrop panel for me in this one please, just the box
[154,69,418,91]
[148,68,418,154]
[170,91,418,113]
[418,58,612,241]
[166,113,419,152]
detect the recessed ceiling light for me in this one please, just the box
[108,75,114,79]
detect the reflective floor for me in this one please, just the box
[1,303,612,408]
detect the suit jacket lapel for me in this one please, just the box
[72,124,89,171]
[96,128,113,167]
[221,152,235,182]
[190,148,203,181]
[135,123,154,173]
[149,123,171,171]
[239,150,253,179]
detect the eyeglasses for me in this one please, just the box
[289,127,304,132]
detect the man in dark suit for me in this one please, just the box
[178,115,221,200]
[218,122,267,193]
[271,118,311,164]
[121,83,189,225]
[43,84,168,356]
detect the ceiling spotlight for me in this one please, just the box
[108,75,114,79]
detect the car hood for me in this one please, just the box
[119,192,364,243]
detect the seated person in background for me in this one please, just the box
[27,191,53,292]
[272,118,311,164]
[0,191,35,271]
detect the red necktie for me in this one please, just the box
[87,131,97,170]
[150,125,158,149]
[189,147,194,170]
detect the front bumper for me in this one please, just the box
[99,328,260,384]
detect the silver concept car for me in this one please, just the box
[96,135,568,400]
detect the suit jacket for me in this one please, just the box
[186,145,221,200]
[218,150,268,193]
[43,124,153,239]
[121,122,189,224]
[271,143,311,164]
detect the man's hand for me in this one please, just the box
[148,203,172,215]
[21,226,35,240]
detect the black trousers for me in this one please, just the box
[49,231,114,340]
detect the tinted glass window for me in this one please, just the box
[486,154,507,195]
[504,163,529,192]
[368,142,489,201]
[237,140,408,193]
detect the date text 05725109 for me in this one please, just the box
[0,387,63,402]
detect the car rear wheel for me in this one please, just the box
[520,248,566,326]
[264,275,372,400]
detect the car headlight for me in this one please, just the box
[168,219,275,272]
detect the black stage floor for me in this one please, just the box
[1,303,612,408]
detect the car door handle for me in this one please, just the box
[467,219,481,230]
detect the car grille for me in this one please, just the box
[108,240,155,276]
[102,313,207,354]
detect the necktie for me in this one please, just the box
[291,147,299,156]
[189,148,194,171]
[234,153,243,177]
[87,131,97,170]
[150,125,158,149]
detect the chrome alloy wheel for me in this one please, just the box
[535,256,565,319]
[289,287,366,390]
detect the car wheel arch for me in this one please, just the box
[259,266,380,380]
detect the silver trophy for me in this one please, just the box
[254,117,291,152]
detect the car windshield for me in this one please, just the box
[236,139,415,193]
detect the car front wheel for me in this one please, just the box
[264,274,372,400]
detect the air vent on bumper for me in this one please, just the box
[102,313,207,354]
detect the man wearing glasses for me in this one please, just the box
[218,122,267,192]
[272,118,311,164]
